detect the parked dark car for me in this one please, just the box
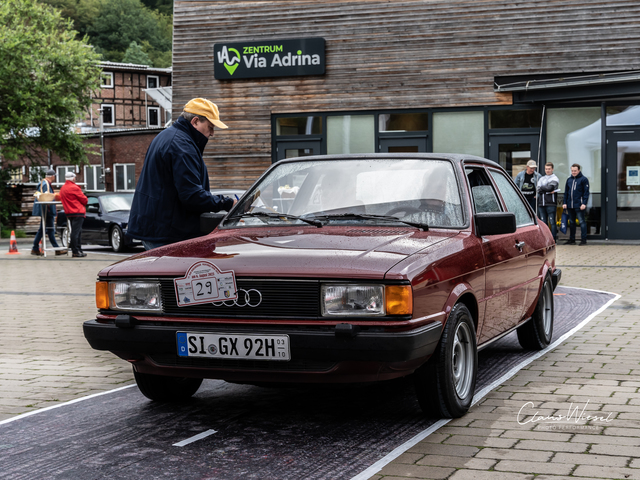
[84,154,560,418]
[57,192,141,253]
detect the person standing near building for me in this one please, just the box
[537,162,560,241]
[60,172,88,257]
[514,160,542,214]
[31,169,67,256]
[128,98,236,250]
[562,163,590,245]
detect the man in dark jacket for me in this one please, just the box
[31,169,67,256]
[562,163,590,245]
[127,98,236,250]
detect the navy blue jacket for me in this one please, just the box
[563,171,590,209]
[127,116,234,243]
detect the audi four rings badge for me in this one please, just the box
[174,261,238,307]
[212,289,263,308]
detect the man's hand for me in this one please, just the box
[580,204,586,211]
[562,204,567,209]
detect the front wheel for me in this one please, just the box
[110,225,125,253]
[133,368,203,402]
[517,274,554,350]
[414,303,477,418]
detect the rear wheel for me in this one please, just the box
[414,303,477,418]
[110,225,125,253]
[60,226,70,248]
[133,368,203,402]
[517,274,554,350]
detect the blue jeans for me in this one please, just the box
[33,211,59,250]
[567,208,587,241]
[538,205,557,240]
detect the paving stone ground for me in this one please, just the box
[1,239,639,479]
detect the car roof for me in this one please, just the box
[275,152,501,169]
[85,191,134,197]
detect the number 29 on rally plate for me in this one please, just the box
[173,261,238,307]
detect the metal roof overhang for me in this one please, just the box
[494,71,640,103]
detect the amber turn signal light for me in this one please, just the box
[385,285,413,315]
[96,281,109,309]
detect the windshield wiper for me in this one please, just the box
[312,213,428,231]
[229,211,323,228]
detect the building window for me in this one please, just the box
[148,107,160,127]
[101,72,114,88]
[29,166,49,184]
[56,165,78,185]
[115,164,136,191]
[433,111,484,157]
[84,165,105,191]
[276,117,322,135]
[379,113,429,132]
[165,109,172,125]
[101,104,114,126]
[327,115,375,154]
[489,109,543,129]
[147,75,159,89]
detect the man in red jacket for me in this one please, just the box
[60,171,88,257]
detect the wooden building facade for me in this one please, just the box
[173,0,640,240]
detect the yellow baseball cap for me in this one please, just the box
[183,98,228,129]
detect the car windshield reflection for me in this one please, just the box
[225,158,464,228]
[100,193,134,213]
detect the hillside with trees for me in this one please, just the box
[40,0,173,68]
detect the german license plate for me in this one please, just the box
[177,332,290,361]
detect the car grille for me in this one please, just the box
[148,353,336,372]
[160,278,321,319]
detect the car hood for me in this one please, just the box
[100,227,459,279]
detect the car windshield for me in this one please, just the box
[100,193,134,213]
[224,158,464,228]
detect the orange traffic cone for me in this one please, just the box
[6,230,19,255]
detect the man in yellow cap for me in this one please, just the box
[128,98,237,249]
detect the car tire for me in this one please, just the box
[110,225,125,253]
[517,274,554,350]
[133,368,203,402]
[60,226,70,248]
[414,303,477,418]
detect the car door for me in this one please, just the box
[488,167,548,319]
[466,166,530,345]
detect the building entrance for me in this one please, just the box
[606,129,640,239]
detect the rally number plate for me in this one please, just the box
[177,332,290,361]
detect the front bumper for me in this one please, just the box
[83,318,442,381]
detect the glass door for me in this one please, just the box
[606,130,640,239]
[488,135,540,180]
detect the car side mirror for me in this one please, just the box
[474,212,516,236]
[87,205,100,214]
[200,212,226,234]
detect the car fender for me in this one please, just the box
[441,282,481,335]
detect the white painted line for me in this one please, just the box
[350,287,621,480]
[0,384,136,426]
[173,429,217,447]
[349,419,450,480]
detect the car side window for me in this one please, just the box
[87,197,100,213]
[466,167,501,213]
[489,169,534,227]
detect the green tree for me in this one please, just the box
[0,0,101,163]
[87,0,172,62]
[0,0,100,224]
[122,41,152,65]
[39,0,101,38]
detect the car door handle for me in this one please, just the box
[515,241,525,251]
